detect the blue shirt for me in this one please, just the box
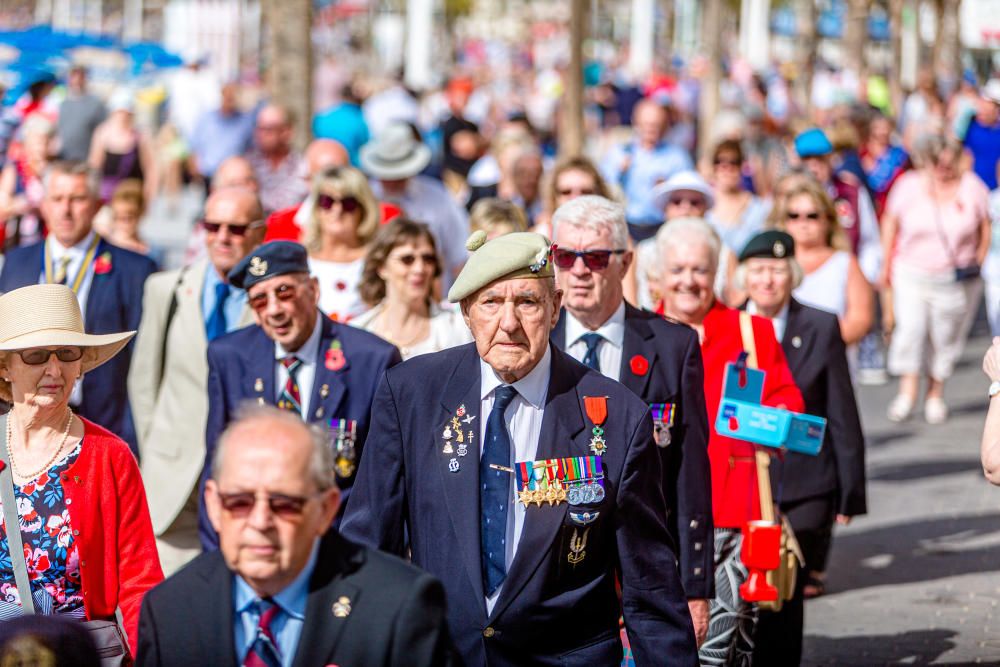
[233,542,319,667]
[201,266,248,336]
[312,103,370,167]
[191,109,256,178]
[599,140,693,225]
[964,119,1000,190]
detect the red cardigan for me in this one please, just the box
[62,418,163,654]
[700,302,804,528]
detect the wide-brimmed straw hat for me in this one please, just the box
[0,284,134,373]
[359,122,432,180]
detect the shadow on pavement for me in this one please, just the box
[868,458,983,482]
[803,629,964,666]
[824,514,1000,593]
[866,429,916,448]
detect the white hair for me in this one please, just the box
[551,195,630,251]
[654,217,722,272]
[732,256,805,292]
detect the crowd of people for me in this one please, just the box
[0,56,996,667]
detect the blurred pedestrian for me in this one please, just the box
[0,114,55,247]
[130,187,265,575]
[190,83,255,181]
[313,82,369,167]
[0,283,162,655]
[138,405,454,666]
[963,79,1000,190]
[859,112,909,218]
[56,66,105,162]
[105,179,156,260]
[706,139,770,255]
[533,154,612,238]
[353,218,471,359]
[247,104,308,212]
[0,161,157,453]
[468,198,528,239]
[881,134,991,424]
[88,89,155,204]
[264,138,350,243]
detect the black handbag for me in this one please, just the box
[0,415,132,666]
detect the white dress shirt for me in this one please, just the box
[273,316,323,417]
[478,345,551,614]
[747,300,790,343]
[564,302,626,382]
[41,230,98,407]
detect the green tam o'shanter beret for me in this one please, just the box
[447,231,554,303]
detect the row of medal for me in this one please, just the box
[330,418,358,478]
[514,455,606,508]
[443,404,476,472]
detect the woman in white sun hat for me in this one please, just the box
[0,284,162,656]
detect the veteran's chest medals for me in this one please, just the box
[443,405,473,469]
[584,396,609,456]
[649,402,676,448]
[330,418,358,478]
[515,455,605,508]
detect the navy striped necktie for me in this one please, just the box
[243,598,282,667]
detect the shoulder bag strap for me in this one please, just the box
[0,414,35,614]
[737,312,777,522]
[157,265,189,392]
[738,311,759,369]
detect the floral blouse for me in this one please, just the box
[0,442,83,614]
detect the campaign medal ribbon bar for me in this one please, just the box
[649,403,676,448]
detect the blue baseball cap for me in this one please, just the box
[794,128,833,158]
[227,241,309,290]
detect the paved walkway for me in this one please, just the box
[804,332,1000,665]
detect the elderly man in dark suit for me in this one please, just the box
[737,230,867,665]
[549,195,714,646]
[138,405,454,667]
[0,160,156,454]
[342,230,698,666]
[199,241,401,549]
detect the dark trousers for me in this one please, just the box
[752,493,836,667]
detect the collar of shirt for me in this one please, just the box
[47,229,96,261]
[274,313,323,362]
[747,299,790,342]
[564,301,625,351]
[233,539,318,621]
[479,343,552,409]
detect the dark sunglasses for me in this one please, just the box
[16,347,84,365]
[714,157,741,167]
[200,220,264,236]
[668,196,706,207]
[317,194,360,213]
[217,491,318,518]
[392,252,437,267]
[552,247,626,271]
[557,187,596,197]
[247,282,303,312]
[786,211,821,221]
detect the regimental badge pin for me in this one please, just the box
[456,404,466,418]
[462,414,476,425]
[448,458,460,473]
[569,511,600,526]
[320,384,330,398]
[567,527,590,566]
[442,442,454,454]
[792,336,802,349]
[332,596,352,618]
[457,443,468,457]
[443,426,454,440]
[254,378,264,393]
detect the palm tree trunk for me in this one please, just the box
[263,0,313,149]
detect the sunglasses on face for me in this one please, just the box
[200,220,265,236]
[714,157,741,167]
[247,282,304,312]
[216,491,318,518]
[392,252,437,267]
[552,247,626,271]
[668,196,705,207]
[786,211,821,221]
[316,194,360,213]
[16,347,84,365]
[557,187,596,197]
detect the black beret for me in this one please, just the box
[228,241,310,290]
[738,230,795,263]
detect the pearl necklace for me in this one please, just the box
[6,409,75,481]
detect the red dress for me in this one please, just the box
[699,301,804,529]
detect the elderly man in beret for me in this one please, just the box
[198,240,401,550]
[342,231,698,666]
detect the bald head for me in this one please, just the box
[305,139,349,178]
[633,99,669,149]
[212,156,258,193]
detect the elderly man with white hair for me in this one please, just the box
[548,195,714,646]
[654,217,804,666]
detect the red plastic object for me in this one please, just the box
[739,520,781,602]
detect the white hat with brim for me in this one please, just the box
[983,79,1000,105]
[359,122,432,180]
[651,170,716,213]
[0,284,134,374]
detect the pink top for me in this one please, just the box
[886,170,989,275]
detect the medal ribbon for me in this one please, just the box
[583,396,608,427]
[44,234,101,294]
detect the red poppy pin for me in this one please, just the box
[325,339,346,371]
[630,354,649,376]
[94,251,112,275]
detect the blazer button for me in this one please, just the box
[689,519,699,529]
[693,567,702,576]
[483,627,495,638]
[694,542,702,551]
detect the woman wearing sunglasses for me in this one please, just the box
[303,166,381,322]
[706,140,771,255]
[0,284,161,656]
[352,218,471,359]
[533,155,612,239]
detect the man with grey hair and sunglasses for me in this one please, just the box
[137,404,454,667]
[549,195,714,647]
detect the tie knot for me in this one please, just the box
[215,282,230,301]
[493,385,518,412]
[580,332,603,353]
[255,598,280,628]
[282,356,301,371]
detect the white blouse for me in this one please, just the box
[351,301,473,360]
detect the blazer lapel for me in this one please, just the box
[306,317,347,422]
[551,309,568,349]
[84,239,112,333]
[619,305,656,397]
[197,554,238,666]
[436,345,487,611]
[490,347,587,621]
[781,300,814,368]
[246,327,277,407]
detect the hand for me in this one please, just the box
[836,514,852,526]
[882,309,895,339]
[984,337,1000,382]
[687,598,710,647]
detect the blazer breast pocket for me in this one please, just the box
[555,503,609,583]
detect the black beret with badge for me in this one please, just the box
[738,230,796,263]
[228,240,310,289]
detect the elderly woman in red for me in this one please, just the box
[654,217,803,667]
[0,284,162,657]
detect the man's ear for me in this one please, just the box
[205,479,223,535]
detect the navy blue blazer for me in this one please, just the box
[551,304,714,600]
[773,299,867,515]
[0,238,156,454]
[198,313,401,549]
[341,343,698,667]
